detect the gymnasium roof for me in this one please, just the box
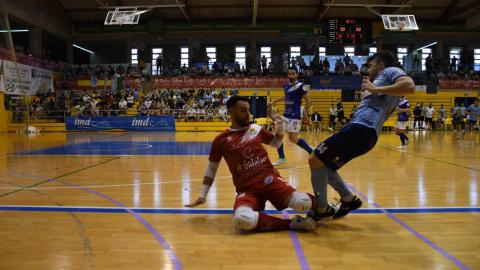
[57,0,479,27]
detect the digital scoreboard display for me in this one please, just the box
[328,18,365,44]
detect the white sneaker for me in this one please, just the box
[289,215,317,232]
[272,158,287,166]
[397,145,406,149]
[327,127,334,132]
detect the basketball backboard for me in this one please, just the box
[104,8,148,25]
[381,15,419,31]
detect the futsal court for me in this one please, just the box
[0,130,478,270]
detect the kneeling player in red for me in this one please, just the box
[185,95,317,232]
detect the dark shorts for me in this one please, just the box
[468,119,478,125]
[313,124,378,171]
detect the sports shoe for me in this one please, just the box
[307,204,338,222]
[272,158,287,166]
[289,215,317,232]
[332,195,362,219]
[396,145,406,149]
[327,127,334,132]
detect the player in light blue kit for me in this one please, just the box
[307,51,415,221]
[458,98,479,140]
[269,67,312,166]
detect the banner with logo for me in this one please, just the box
[3,60,32,95]
[0,60,4,92]
[1,60,54,95]
[31,66,54,94]
[66,116,175,131]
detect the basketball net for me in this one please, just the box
[116,15,124,25]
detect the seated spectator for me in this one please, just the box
[186,107,196,121]
[218,105,228,122]
[119,98,128,114]
[197,106,206,121]
[127,94,134,108]
[138,103,148,116]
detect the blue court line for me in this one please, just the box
[348,185,471,270]
[1,132,130,157]
[0,205,479,214]
[282,210,310,270]
[17,141,212,156]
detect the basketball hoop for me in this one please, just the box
[381,15,419,32]
[104,7,149,25]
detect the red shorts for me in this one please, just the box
[233,175,295,211]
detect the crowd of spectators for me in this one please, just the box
[136,88,231,121]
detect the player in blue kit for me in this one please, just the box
[307,51,415,221]
[269,67,312,166]
[396,96,411,149]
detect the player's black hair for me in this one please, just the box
[288,66,298,73]
[226,95,250,110]
[371,51,397,68]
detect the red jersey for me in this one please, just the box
[209,124,280,192]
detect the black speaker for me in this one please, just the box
[426,84,437,94]
[246,96,267,118]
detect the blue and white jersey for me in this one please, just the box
[397,97,410,122]
[350,67,408,136]
[284,81,307,120]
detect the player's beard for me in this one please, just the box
[289,77,296,84]
[236,115,250,127]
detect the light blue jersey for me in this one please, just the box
[350,67,408,136]
[467,104,480,122]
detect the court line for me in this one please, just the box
[348,184,471,270]
[0,205,478,214]
[0,132,130,157]
[1,160,183,269]
[49,178,183,270]
[0,165,307,190]
[282,210,310,270]
[380,145,480,171]
[0,156,122,197]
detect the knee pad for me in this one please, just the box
[288,192,312,212]
[233,206,259,230]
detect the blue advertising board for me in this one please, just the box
[309,75,363,90]
[66,116,175,131]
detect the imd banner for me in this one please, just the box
[66,116,175,131]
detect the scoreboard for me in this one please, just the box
[328,18,367,44]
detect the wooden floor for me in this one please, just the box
[0,130,479,270]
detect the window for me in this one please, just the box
[290,46,301,59]
[344,46,355,57]
[319,46,326,58]
[206,47,216,69]
[474,48,480,71]
[235,46,246,68]
[450,47,461,71]
[397,47,408,65]
[369,47,377,56]
[181,47,189,67]
[260,46,271,66]
[421,48,432,71]
[131,48,138,65]
[151,48,163,75]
